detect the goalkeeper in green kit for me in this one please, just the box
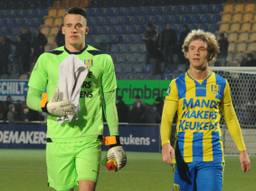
[26,7,127,191]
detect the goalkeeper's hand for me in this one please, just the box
[41,91,75,117]
[105,136,127,171]
[46,100,75,117]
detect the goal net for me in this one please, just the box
[211,67,256,155]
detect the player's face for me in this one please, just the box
[62,14,89,50]
[185,39,208,71]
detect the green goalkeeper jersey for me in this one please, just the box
[28,45,117,140]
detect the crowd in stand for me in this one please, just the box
[0,96,44,123]
[143,22,189,76]
[117,95,164,123]
[0,27,47,77]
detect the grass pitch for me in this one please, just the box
[0,150,255,191]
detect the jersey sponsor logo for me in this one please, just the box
[80,71,93,98]
[183,98,219,109]
[179,120,218,131]
[182,110,217,119]
[180,98,220,131]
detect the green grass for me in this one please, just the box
[0,150,255,191]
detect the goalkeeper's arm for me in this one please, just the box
[102,90,119,136]
[102,90,127,171]
[26,87,44,112]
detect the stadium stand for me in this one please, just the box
[219,1,256,66]
[1,0,256,78]
[84,1,223,79]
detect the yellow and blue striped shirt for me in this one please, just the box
[161,72,246,163]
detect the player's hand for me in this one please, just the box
[107,145,127,171]
[41,90,76,117]
[46,100,76,117]
[239,150,251,173]
[162,143,175,164]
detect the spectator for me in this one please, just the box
[116,96,129,122]
[241,53,256,67]
[129,95,146,123]
[160,24,178,73]
[178,25,190,65]
[154,96,164,121]
[0,101,5,121]
[143,104,160,123]
[55,25,65,47]
[0,36,11,75]
[143,22,163,74]
[31,29,48,64]
[217,32,229,66]
[15,28,32,74]
[7,104,16,122]
[3,95,13,118]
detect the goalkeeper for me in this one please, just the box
[26,7,126,191]
[160,29,250,191]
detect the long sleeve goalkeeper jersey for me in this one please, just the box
[27,45,119,141]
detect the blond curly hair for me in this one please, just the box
[182,29,220,62]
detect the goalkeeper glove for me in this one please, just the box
[41,92,75,117]
[45,100,75,117]
[104,136,127,171]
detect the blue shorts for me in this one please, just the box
[173,161,224,191]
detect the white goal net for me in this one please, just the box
[211,67,256,155]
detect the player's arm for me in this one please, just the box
[160,80,178,164]
[222,80,251,172]
[26,54,48,112]
[101,54,126,171]
[26,87,44,112]
[103,90,119,135]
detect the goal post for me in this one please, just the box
[211,66,256,155]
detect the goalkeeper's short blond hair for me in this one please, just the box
[182,29,220,62]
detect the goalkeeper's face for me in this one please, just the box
[62,14,89,50]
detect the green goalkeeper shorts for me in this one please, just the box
[46,137,102,191]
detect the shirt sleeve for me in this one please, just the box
[160,80,178,145]
[101,54,117,93]
[28,54,48,91]
[26,54,48,112]
[222,80,246,152]
[26,87,43,112]
[101,54,118,135]
[103,90,119,136]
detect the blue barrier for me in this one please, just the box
[0,122,161,152]
[0,122,46,149]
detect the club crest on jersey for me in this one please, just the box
[210,84,219,94]
[84,59,93,68]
